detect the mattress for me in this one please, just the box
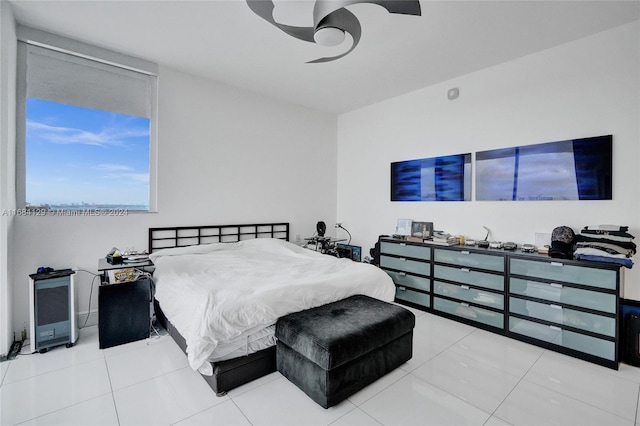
[208,324,276,362]
[150,238,395,375]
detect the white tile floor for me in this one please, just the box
[2,305,640,426]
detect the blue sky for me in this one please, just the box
[26,99,150,207]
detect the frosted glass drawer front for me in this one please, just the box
[509,317,614,361]
[385,270,430,292]
[434,265,504,291]
[509,297,615,337]
[435,281,504,310]
[510,259,616,290]
[434,249,504,272]
[510,278,616,314]
[380,242,431,260]
[380,255,430,276]
[434,297,503,328]
[396,287,430,308]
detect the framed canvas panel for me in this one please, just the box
[391,153,471,201]
[476,135,612,201]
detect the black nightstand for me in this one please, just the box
[97,258,154,349]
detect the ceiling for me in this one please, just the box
[8,0,640,114]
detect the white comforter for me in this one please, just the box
[150,238,395,375]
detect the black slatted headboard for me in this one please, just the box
[148,223,290,253]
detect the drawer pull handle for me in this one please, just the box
[399,272,407,277]
[461,251,470,255]
[549,325,562,331]
[398,286,407,291]
[461,285,470,290]
[551,262,564,267]
[400,243,407,247]
[400,257,407,262]
[461,268,470,273]
[550,283,563,289]
[549,304,563,310]
[461,302,470,307]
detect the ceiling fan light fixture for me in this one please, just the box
[313,27,345,46]
[246,0,421,63]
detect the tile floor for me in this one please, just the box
[2,305,640,425]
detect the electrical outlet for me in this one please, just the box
[335,223,342,228]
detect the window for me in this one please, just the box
[17,26,157,212]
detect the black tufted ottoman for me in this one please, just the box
[275,294,415,408]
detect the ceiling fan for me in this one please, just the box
[246,0,422,63]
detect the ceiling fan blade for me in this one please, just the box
[313,0,421,27]
[246,0,315,43]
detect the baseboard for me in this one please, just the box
[76,310,99,328]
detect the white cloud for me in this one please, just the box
[127,173,150,184]
[95,164,132,171]
[102,172,149,184]
[27,120,149,148]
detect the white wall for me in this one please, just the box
[6,15,639,341]
[337,22,640,297]
[10,66,337,337]
[1,1,17,355]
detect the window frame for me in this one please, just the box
[16,25,158,213]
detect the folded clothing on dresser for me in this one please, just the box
[574,225,636,268]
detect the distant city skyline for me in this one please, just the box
[26,98,150,207]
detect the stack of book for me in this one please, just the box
[429,232,459,246]
[123,254,150,264]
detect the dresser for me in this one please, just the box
[379,237,621,369]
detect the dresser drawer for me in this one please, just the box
[509,278,616,314]
[380,255,430,276]
[434,297,503,329]
[510,258,617,290]
[509,297,615,337]
[396,287,430,308]
[435,281,504,310]
[385,270,430,292]
[509,317,615,361]
[380,241,431,260]
[434,265,504,291]
[434,249,504,272]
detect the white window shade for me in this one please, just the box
[26,44,151,119]
[16,25,158,211]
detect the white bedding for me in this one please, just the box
[150,238,395,375]
[209,325,276,362]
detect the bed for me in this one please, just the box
[148,223,395,395]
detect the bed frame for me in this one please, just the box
[148,222,289,395]
[148,222,289,253]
